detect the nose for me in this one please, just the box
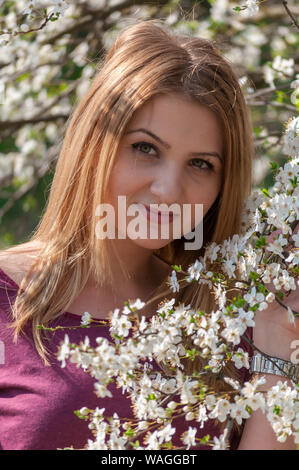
[149,162,183,205]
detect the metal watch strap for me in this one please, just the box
[250,353,299,383]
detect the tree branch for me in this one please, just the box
[0,146,59,222]
[0,13,55,36]
[0,114,68,132]
[282,0,299,30]
[249,100,297,112]
[41,0,170,45]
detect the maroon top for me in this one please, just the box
[0,268,253,450]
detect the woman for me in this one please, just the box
[0,20,297,450]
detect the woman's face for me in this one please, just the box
[106,92,223,251]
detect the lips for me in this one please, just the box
[144,204,177,224]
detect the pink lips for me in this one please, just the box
[144,204,175,224]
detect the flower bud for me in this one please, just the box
[20,23,30,32]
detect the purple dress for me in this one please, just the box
[0,268,253,450]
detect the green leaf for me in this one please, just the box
[249,303,259,312]
[254,126,264,137]
[172,264,182,272]
[275,90,289,104]
[164,441,173,449]
[273,405,281,415]
[261,188,270,198]
[186,348,199,360]
[46,82,68,97]
[0,136,19,153]
[289,176,298,188]
[197,310,206,316]
[270,161,279,172]
[22,194,37,212]
[16,72,31,82]
[257,283,267,294]
[131,440,140,448]
[249,271,259,281]
[199,434,210,444]
[2,232,15,245]
[12,176,27,190]
[146,393,157,401]
[232,294,246,308]
[113,333,124,341]
[199,385,206,400]
[74,410,89,420]
[124,427,136,437]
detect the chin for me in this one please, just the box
[128,236,173,251]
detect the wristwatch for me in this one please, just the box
[250,353,299,384]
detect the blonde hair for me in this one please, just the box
[0,19,253,442]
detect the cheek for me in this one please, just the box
[190,177,221,212]
[106,159,129,203]
[107,162,145,208]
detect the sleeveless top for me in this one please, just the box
[0,268,253,450]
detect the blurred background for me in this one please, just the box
[0,0,298,248]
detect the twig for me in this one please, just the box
[0,113,68,132]
[0,13,55,36]
[38,319,109,331]
[249,100,297,112]
[42,0,169,46]
[273,292,299,316]
[0,141,62,221]
[246,82,294,100]
[282,0,299,30]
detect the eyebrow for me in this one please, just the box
[125,127,222,161]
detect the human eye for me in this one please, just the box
[190,158,215,171]
[131,141,158,157]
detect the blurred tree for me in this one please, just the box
[0,0,298,247]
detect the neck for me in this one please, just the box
[109,238,155,284]
[88,238,164,293]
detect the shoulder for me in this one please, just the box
[0,241,43,288]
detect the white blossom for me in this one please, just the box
[186,260,204,282]
[182,426,197,449]
[52,114,299,449]
[157,423,176,444]
[168,270,180,293]
[232,348,250,369]
[212,433,228,450]
[81,311,92,326]
[245,0,259,17]
[283,117,299,157]
[290,74,299,105]
[57,334,70,368]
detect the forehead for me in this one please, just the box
[130,92,216,121]
[127,92,224,153]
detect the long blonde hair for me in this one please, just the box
[0,20,253,438]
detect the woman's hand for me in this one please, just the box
[253,225,299,362]
[237,224,299,450]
